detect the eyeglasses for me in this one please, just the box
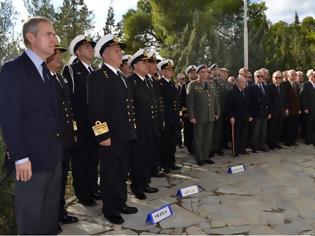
[273,76,282,79]
[256,75,263,78]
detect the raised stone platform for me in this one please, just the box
[60,143,315,235]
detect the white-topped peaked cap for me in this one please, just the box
[147,49,162,62]
[122,55,131,63]
[69,34,96,56]
[157,59,175,71]
[54,35,67,52]
[185,65,197,75]
[128,48,149,66]
[94,34,126,58]
[196,64,207,73]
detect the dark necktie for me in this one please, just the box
[88,66,93,73]
[259,84,265,95]
[204,82,208,90]
[277,85,280,94]
[41,62,50,82]
[145,77,153,88]
[117,71,127,88]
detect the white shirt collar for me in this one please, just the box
[80,60,92,71]
[104,63,118,75]
[135,73,146,81]
[163,77,170,83]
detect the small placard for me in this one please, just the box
[177,185,199,197]
[227,164,245,174]
[146,204,173,224]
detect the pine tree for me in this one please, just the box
[24,0,56,20]
[103,6,115,35]
[54,0,94,51]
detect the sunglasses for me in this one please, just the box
[256,75,263,78]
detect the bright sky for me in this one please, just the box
[11,0,315,37]
[12,0,138,36]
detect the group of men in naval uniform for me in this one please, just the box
[2,16,315,235]
[60,33,184,225]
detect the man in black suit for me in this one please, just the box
[158,59,182,173]
[0,17,62,234]
[300,69,315,145]
[247,70,271,153]
[227,75,250,156]
[282,70,300,146]
[127,49,159,200]
[267,71,287,149]
[46,41,79,227]
[87,34,138,224]
[62,35,100,206]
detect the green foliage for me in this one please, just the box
[103,6,115,35]
[0,0,22,67]
[0,130,17,234]
[24,0,56,20]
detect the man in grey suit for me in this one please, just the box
[187,64,220,166]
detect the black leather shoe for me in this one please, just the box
[216,150,224,156]
[239,150,250,155]
[57,224,62,234]
[78,198,97,207]
[92,191,101,200]
[144,186,159,193]
[152,172,166,178]
[252,149,258,153]
[204,159,215,164]
[134,192,147,200]
[197,160,204,166]
[170,165,182,170]
[104,213,124,224]
[119,205,138,214]
[258,147,269,152]
[275,145,282,149]
[163,168,171,174]
[60,214,79,224]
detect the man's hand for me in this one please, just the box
[230,117,235,125]
[267,114,272,119]
[16,160,32,182]
[304,109,309,114]
[100,138,111,147]
[190,118,196,124]
[249,117,253,122]
[215,115,219,120]
[285,109,289,116]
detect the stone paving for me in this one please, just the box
[60,143,315,235]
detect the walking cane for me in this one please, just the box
[231,122,235,157]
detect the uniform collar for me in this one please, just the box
[104,63,118,75]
